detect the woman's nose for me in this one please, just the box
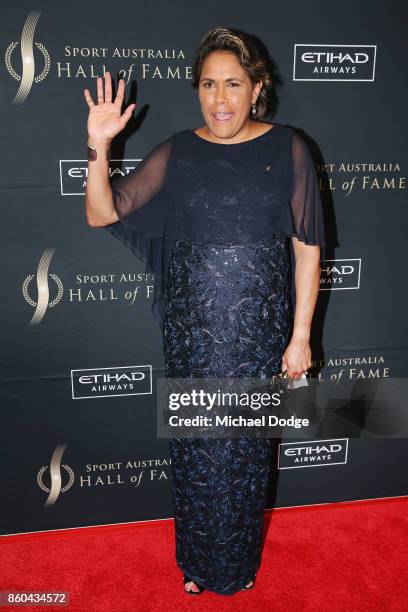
[214,88,228,103]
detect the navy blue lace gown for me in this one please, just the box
[104,123,325,595]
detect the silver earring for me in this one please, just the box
[251,101,257,117]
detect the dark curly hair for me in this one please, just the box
[191,27,274,120]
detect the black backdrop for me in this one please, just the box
[1,0,408,535]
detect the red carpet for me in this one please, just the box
[1,497,407,611]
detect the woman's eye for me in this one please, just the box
[202,82,239,88]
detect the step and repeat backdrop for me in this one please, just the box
[1,0,407,535]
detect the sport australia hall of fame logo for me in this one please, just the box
[5,10,51,104]
[22,248,64,325]
[36,444,75,507]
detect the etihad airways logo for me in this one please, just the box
[5,10,50,103]
[60,159,139,195]
[320,258,361,290]
[71,365,153,399]
[37,444,74,507]
[293,44,377,81]
[278,438,349,469]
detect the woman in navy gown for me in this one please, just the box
[84,27,325,596]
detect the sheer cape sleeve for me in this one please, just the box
[282,130,326,315]
[282,131,326,247]
[103,136,174,329]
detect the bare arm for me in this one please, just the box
[83,72,136,227]
[292,239,321,341]
[85,139,117,227]
[281,238,321,378]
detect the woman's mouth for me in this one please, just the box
[213,112,233,122]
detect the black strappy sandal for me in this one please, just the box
[242,573,257,590]
[183,573,205,595]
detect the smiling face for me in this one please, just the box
[197,50,263,143]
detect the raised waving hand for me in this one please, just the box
[83,72,136,145]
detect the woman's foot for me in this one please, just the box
[183,572,254,593]
[183,574,205,594]
[242,573,257,590]
[184,579,201,593]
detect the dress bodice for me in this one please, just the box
[104,122,326,329]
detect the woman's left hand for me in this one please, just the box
[281,337,312,379]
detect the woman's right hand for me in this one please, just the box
[84,72,136,145]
